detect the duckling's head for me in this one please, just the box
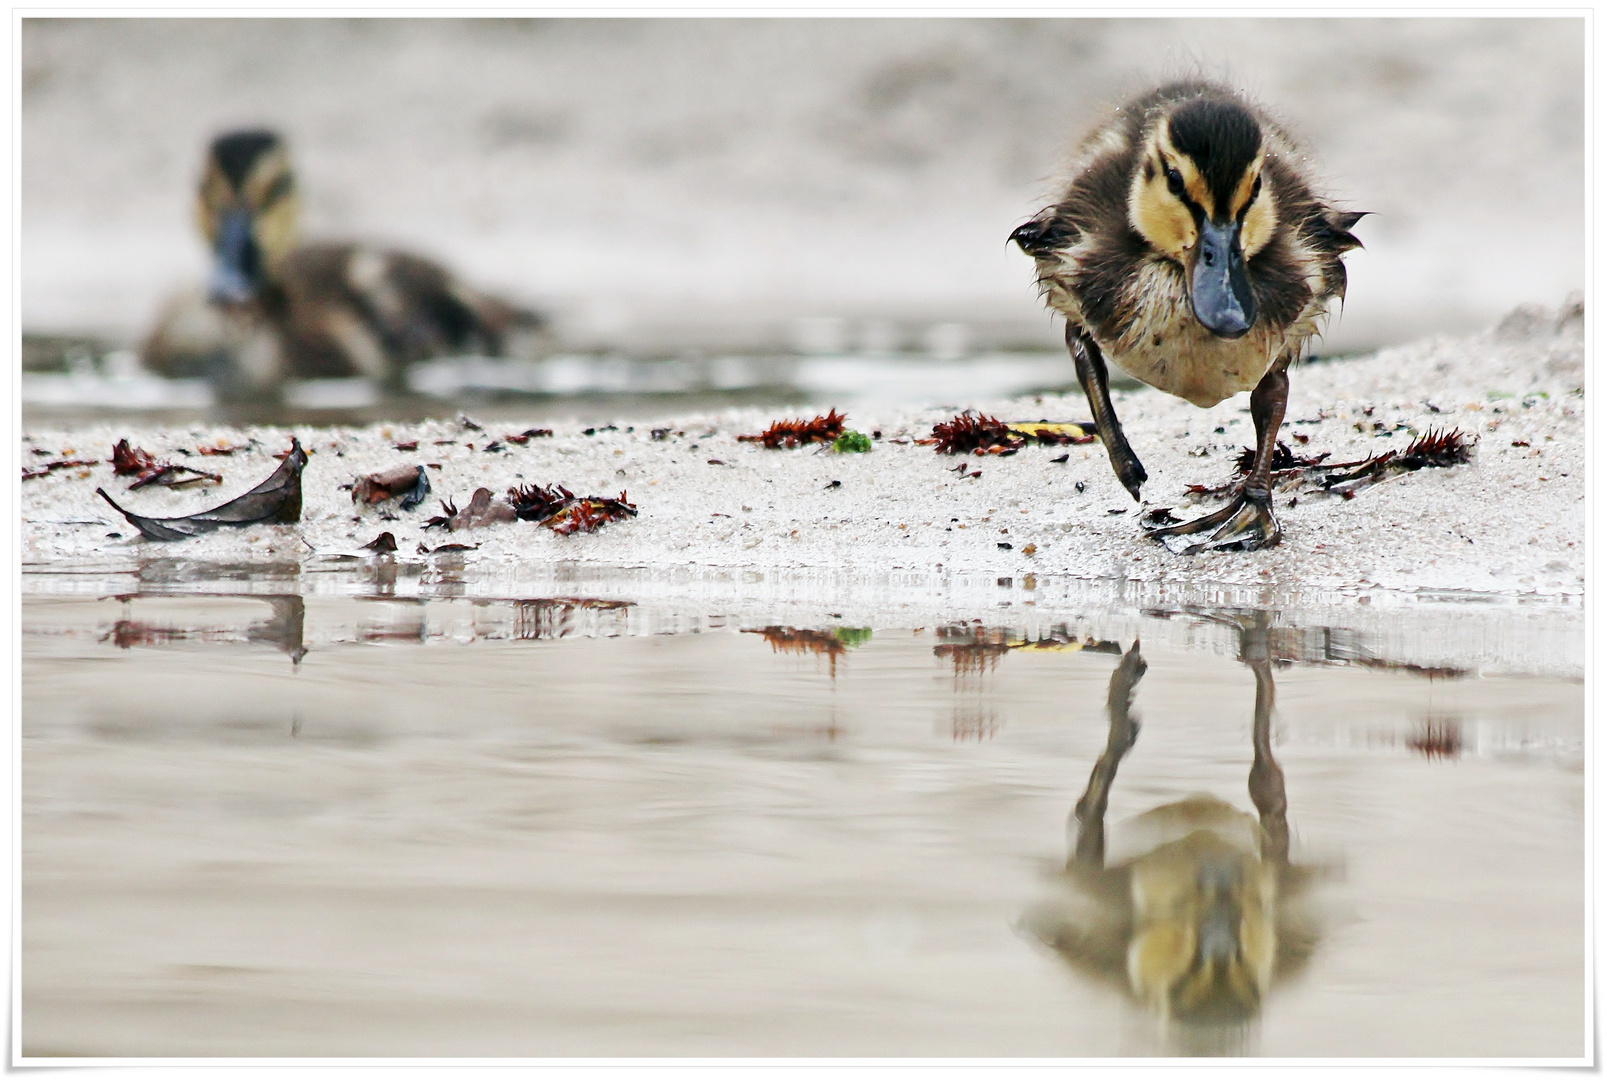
[196,129,299,304]
[1127,94,1276,340]
[1126,838,1277,1024]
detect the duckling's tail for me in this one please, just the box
[450,286,549,357]
[471,294,548,335]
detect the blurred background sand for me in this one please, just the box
[22,16,1585,360]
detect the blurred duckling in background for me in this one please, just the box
[142,129,545,396]
[1022,622,1322,1034]
[1013,81,1364,553]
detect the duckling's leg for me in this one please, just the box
[1069,326,1147,500]
[1247,657,1290,864]
[1145,354,1291,553]
[1238,618,1290,865]
[1071,641,1147,869]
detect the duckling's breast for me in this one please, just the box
[1107,325,1280,409]
[1102,258,1285,408]
[1043,247,1330,408]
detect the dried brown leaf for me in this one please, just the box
[97,438,307,541]
[351,464,430,509]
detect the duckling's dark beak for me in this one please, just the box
[208,208,261,305]
[1190,217,1257,339]
[1197,892,1242,963]
[1195,857,1244,962]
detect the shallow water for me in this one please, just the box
[19,348,1099,431]
[20,564,1584,1059]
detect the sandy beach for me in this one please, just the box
[18,20,1589,1063]
[21,298,1584,606]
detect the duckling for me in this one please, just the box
[142,129,545,395]
[1013,81,1364,552]
[1023,623,1321,1029]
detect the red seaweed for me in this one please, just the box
[426,484,638,535]
[922,415,1097,455]
[542,493,637,535]
[110,438,222,489]
[1406,718,1463,760]
[924,413,1023,455]
[737,409,846,449]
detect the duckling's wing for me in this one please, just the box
[279,244,543,364]
[1320,209,1369,253]
[1012,133,1139,264]
[1010,213,1078,256]
[363,249,544,358]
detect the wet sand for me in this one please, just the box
[20,302,1586,603]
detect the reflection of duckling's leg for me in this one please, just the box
[1145,354,1292,554]
[1069,327,1148,501]
[1245,657,1289,865]
[1071,641,1148,868]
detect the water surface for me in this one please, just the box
[20,565,1584,1058]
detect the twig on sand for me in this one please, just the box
[1185,428,1475,502]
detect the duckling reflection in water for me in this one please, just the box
[1023,633,1322,1030]
[143,130,545,396]
[1013,81,1364,552]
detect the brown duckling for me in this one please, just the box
[142,129,544,395]
[1013,81,1364,552]
[1024,625,1321,1030]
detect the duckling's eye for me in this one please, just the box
[1247,175,1262,205]
[1164,166,1185,197]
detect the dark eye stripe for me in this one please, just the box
[257,172,295,211]
[1159,162,1207,221]
[1237,176,1263,221]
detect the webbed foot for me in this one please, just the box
[1114,454,1148,502]
[1144,487,1281,555]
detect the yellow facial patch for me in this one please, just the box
[195,145,300,276]
[1171,949,1262,1019]
[1238,166,1276,258]
[251,177,300,273]
[1128,922,1196,1010]
[1129,126,1278,264]
[1159,125,1214,216]
[1127,126,1206,260]
[195,160,234,247]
